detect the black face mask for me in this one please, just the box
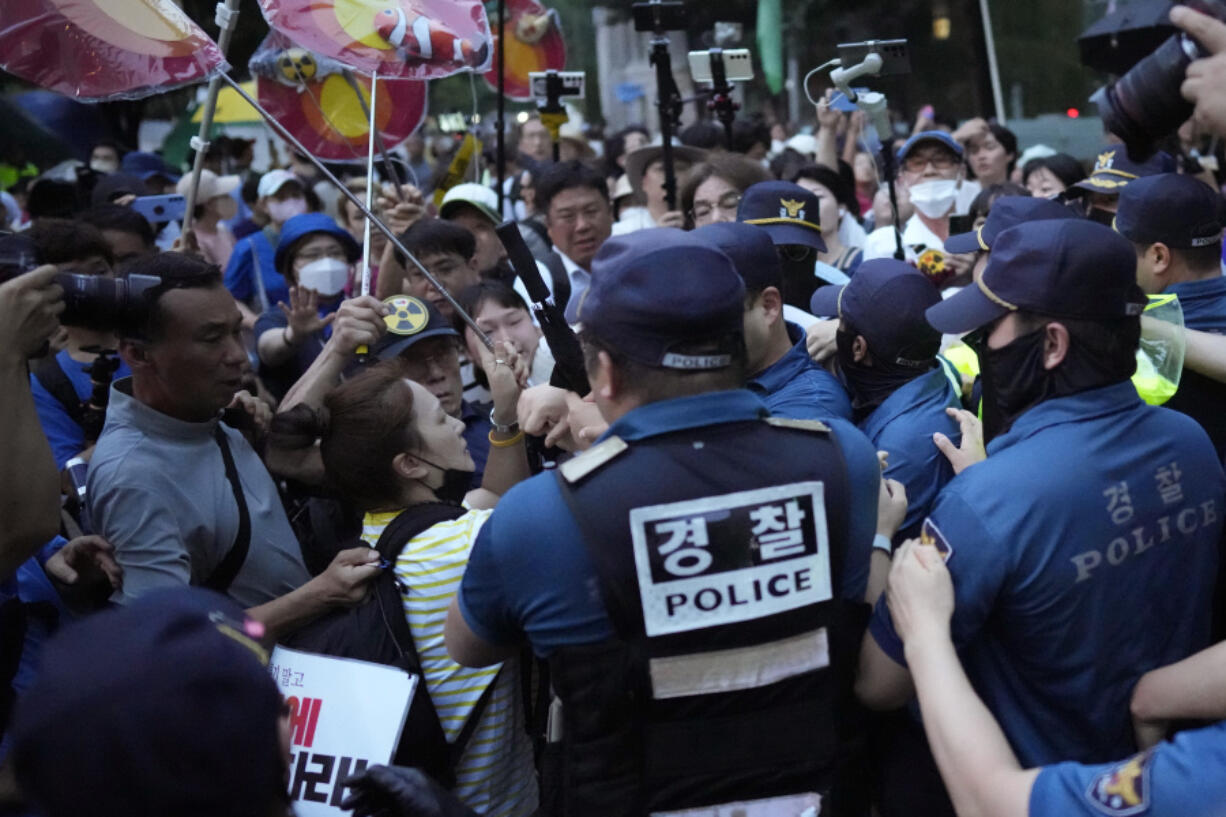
[417,456,473,505]
[837,328,932,423]
[971,319,1136,442]
[1087,206,1116,227]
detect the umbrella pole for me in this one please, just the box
[220,74,493,349]
[341,70,408,201]
[360,73,379,298]
[496,0,506,217]
[181,0,241,236]
[979,0,1007,124]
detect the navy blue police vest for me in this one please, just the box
[549,415,868,817]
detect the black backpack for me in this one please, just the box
[283,502,498,789]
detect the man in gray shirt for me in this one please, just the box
[89,252,379,637]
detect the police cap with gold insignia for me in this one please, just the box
[944,196,1081,255]
[1114,173,1225,249]
[579,228,745,370]
[370,294,459,360]
[691,221,783,293]
[737,181,827,253]
[1069,145,1174,197]
[926,220,1147,334]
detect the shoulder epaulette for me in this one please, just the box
[764,416,831,433]
[558,435,629,483]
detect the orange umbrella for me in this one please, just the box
[483,0,567,101]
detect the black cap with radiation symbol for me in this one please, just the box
[370,295,460,361]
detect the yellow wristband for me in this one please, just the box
[488,430,525,448]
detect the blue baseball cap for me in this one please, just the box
[691,221,782,293]
[926,219,1146,335]
[12,589,283,817]
[371,294,459,361]
[810,259,942,367]
[896,130,964,164]
[737,181,827,252]
[579,228,745,370]
[944,196,1081,254]
[1070,145,1174,197]
[1114,173,1224,249]
[119,151,181,183]
[274,212,361,276]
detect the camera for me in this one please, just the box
[0,233,161,334]
[1092,0,1226,158]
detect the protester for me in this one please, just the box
[224,169,309,326]
[1021,152,1085,198]
[439,183,511,280]
[535,160,614,323]
[177,168,240,269]
[275,353,537,816]
[255,212,361,401]
[88,252,380,637]
[694,221,853,421]
[613,142,704,233]
[457,280,555,390]
[792,163,866,275]
[810,260,961,542]
[862,132,974,283]
[119,151,179,195]
[76,203,157,265]
[858,220,1224,812]
[951,118,1018,208]
[678,152,772,229]
[446,228,899,816]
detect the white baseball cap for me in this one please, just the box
[257,169,302,199]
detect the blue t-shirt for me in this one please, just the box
[870,382,1225,767]
[458,390,881,657]
[1029,720,1226,817]
[747,322,854,422]
[223,230,286,309]
[253,301,337,401]
[29,349,132,468]
[859,365,961,543]
[461,400,491,490]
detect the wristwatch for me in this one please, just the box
[489,407,519,435]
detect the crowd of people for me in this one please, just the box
[6,5,1226,817]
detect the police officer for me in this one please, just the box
[810,260,961,543]
[1115,173,1226,458]
[882,540,1226,817]
[857,221,1225,775]
[445,229,897,817]
[737,181,841,313]
[944,195,1080,282]
[1063,145,1173,225]
[694,221,852,421]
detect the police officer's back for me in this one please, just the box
[445,229,883,816]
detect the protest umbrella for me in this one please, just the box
[0,0,226,101]
[483,0,567,101]
[1078,0,1175,76]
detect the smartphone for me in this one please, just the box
[836,39,911,76]
[948,215,977,236]
[688,49,754,83]
[131,194,186,224]
[631,0,686,32]
[528,70,586,100]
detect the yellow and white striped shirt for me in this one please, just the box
[363,508,538,817]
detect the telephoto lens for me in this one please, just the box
[56,273,162,332]
[1094,0,1226,158]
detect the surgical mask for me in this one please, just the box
[908,179,959,219]
[296,257,350,297]
[267,197,307,224]
[89,159,118,174]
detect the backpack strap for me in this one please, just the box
[203,425,252,593]
[32,355,84,428]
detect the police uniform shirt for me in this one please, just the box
[869,382,1225,767]
[858,364,961,543]
[1163,275,1226,458]
[1028,720,1226,817]
[747,322,853,422]
[457,390,881,657]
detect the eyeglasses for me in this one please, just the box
[690,191,742,221]
[903,151,961,173]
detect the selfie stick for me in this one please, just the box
[221,74,494,350]
[705,49,740,148]
[536,71,570,163]
[829,55,905,260]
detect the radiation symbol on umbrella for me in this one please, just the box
[383,296,430,335]
[482,0,566,101]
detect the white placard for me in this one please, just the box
[270,645,418,817]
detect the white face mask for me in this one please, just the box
[297,257,350,297]
[90,159,118,174]
[267,197,308,224]
[908,179,959,219]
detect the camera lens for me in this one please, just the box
[54,272,162,332]
[1094,0,1226,158]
